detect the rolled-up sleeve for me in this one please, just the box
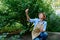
[28,18,37,23]
[43,22,47,31]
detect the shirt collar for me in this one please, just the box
[38,19,41,22]
[38,19,44,23]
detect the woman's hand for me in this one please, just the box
[40,28,45,32]
[40,25,44,32]
[40,28,43,32]
[25,9,30,21]
[25,9,29,14]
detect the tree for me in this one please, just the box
[0,0,58,34]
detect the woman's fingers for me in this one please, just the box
[25,9,29,13]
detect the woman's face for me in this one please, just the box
[38,13,44,19]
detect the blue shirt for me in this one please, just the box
[29,18,47,31]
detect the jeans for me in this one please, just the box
[34,32,48,40]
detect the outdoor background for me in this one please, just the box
[0,0,60,40]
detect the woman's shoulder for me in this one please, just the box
[43,21,47,24]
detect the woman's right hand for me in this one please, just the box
[25,9,29,14]
[25,9,30,21]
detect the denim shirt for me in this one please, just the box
[29,18,47,31]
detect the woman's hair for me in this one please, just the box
[38,12,46,20]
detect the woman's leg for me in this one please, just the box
[34,37,40,40]
[34,37,42,40]
[34,32,48,40]
[40,32,48,40]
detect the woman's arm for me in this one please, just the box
[25,9,30,21]
[25,9,37,23]
[40,24,44,32]
[40,22,47,32]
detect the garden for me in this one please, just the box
[0,0,60,40]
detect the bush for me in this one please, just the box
[0,0,60,34]
[47,13,60,32]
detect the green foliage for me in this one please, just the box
[0,0,60,35]
[1,22,23,32]
[47,13,60,32]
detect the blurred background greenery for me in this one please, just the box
[0,0,60,35]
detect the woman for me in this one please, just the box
[25,9,48,40]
